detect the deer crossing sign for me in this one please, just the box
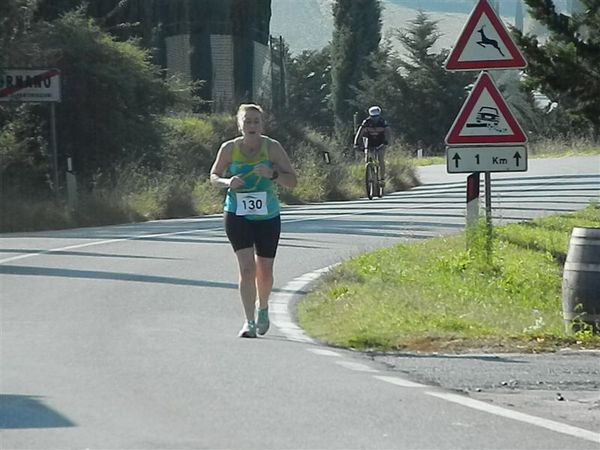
[444,0,527,71]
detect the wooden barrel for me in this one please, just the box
[562,227,600,333]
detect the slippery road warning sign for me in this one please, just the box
[445,0,527,71]
[445,72,527,145]
[0,68,61,102]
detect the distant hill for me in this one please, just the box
[271,0,552,56]
[387,0,520,15]
[270,0,335,54]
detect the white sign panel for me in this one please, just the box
[0,68,61,102]
[447,146,528,173]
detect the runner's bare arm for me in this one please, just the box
[210,142,244,189]
[267,139,297,189]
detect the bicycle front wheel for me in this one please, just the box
[365,164,375,200]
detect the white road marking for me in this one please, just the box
[374,375,427,388]
[0,238,125,264]
[270,267,336,344]
[335,360,379,373]
[282,202,450,224]
[427,391,600,444]
[0,227,219,264]
[307,349,342,357]
[0,201,450,265]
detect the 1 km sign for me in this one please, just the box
[0,68,61,102]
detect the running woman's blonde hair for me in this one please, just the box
[237,103,264,131]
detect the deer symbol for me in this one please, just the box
[476,25,505,56]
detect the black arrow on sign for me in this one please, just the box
[513,151,522,167]
[452,153,461,168]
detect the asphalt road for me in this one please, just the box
[1,156,599,449]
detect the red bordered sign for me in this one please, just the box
[445,0,527,71]
[446,71,527,145]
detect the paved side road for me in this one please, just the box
[367,350,600,433]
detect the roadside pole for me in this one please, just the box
[466,172,480,229]
[443,0,528,250]
[66,156,78,208]
[484,171,493,255]
[50,102,59,197]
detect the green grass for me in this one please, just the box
[529,139,600,158]
[298,204,600,353]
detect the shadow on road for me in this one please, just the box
[0,265,239,290]
[0,395,75,429]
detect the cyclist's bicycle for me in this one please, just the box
[364,143,384,200]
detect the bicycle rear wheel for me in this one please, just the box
[365,164,375,200]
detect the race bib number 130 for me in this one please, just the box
[236,192,268,216]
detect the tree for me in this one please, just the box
[1,1,56,198]
[1,10,182,197]
[353,39,407,132]
[515,0,600,137]
[355,11,473,152]
[286,46,333,132]
[330,0,382,142]
[0,0,38,66]
[35,0,158,46]
[43,12,181,184]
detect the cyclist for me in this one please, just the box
[353,106,392,186]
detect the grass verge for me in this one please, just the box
[297,204,600,353]
[1,148,418,232]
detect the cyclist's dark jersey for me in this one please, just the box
[360,117,388,148]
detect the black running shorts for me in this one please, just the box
[224,212,281,258]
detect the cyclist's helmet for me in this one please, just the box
[368,105,381,117]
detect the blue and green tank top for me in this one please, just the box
[224,136,280,220]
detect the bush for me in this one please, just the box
[72,192,143,227]
[192,180,225,216]
[0,193,142,233]
[162,115,225,177]
[0,112,421,231]
[123,175,195,220]
[0,198,70,232]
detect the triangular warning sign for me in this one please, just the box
[445,0,527,71]
[446,72,527,145]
